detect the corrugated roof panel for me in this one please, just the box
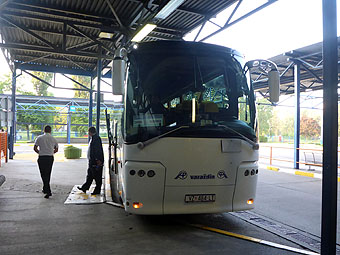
[0,0,243,74]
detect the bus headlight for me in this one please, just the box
[147,170,155,177]
[138,170,145,177]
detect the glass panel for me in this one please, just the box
[124,50,255,143]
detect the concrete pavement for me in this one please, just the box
[0,143,322,255]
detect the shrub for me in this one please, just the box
[259,135,268,142]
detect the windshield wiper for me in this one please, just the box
[137,126,189,150]
[218,124,259,150]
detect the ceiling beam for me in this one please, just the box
[2,10,123,33]
[0,22,89,39]
[14,54,96,65]
[199,0,278,42]
[0,43,114,59]
[0,0,11,11]
[104,0,124,28]
[67,22,115,55]
[7,1,116,24]
[19,63,93,76]
[0,14,56,49]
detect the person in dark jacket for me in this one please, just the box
[78,127,104,195]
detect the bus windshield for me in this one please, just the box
[124,45,256,144]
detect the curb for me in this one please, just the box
[266,166,279,172]
[262,164,327,181]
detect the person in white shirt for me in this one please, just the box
[33,125,58,199]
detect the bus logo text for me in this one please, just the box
[217,170,228,179]
[175,171,218,180]
[190,174,215,180]
[175,171,188,180]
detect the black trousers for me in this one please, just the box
[37,156,54,195]
[81,164,103,192]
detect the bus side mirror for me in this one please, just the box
[112,48,126,97]
[244,59,280,104]
[268,70,280,103]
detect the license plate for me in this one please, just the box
[184,194,216,203]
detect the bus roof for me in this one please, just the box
[130,41,243,59]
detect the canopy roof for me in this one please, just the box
[253,37,340,97]
[0,0,243,76]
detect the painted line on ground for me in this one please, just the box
[262,164,337,181]
[190,224,319,255]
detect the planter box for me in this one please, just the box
[64,146,82,159]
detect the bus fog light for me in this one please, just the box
[251,169,255,175]
[130,170,136,175]
[138,170,145,177]
[133,202,143,209]
[247,199,254,205]
[244,170,249,176]
[147,170,155,177]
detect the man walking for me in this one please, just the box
[78,127,104,195]
[34,125,58,199]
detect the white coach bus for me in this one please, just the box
[109,41,279,215]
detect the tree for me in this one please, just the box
[72,75,91,99]
[300,116,321,138]
[69,76,91,135]
[280,115,294,137]
[269,111,281,136]
[71,108,89,136]
[31,71,53,96]
[17,105,56,140]
[0,73,12,93]
[53,107,67,131]
[0,72,37,95]
[256,98,274,136]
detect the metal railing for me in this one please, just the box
[260,145,334,169]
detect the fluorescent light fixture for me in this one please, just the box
[98,32,114,39]
[155,0,185,19]
[131,23,157,42]
[192,98,196,123]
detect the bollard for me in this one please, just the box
[0,175,5,187]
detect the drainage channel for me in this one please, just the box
[230,210,340,254]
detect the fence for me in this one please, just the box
[260,145,329,170]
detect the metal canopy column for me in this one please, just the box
[67,106,71,144]
[321,0,338,254]
[9,67,16,159]
[294,62,300,169]
[96,47,102,134]
[89,77,93,128]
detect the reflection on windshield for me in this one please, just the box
[124,53,254,143]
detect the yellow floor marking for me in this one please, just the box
[295,171,314,178]
[267,166,279,171]
[194,224,261,242]
[191,224,319,255]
